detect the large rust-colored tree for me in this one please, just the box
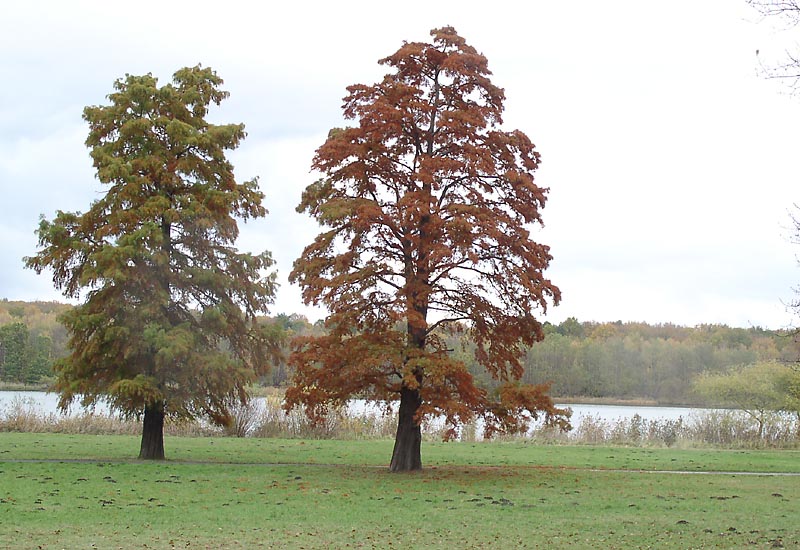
[287,28,569,472]
[25,66,278,459]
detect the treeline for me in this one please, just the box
[0,302,317,387]
[0,300,71,384]
[225,315,800,406]
[2,300,797,405]
[515,319,797,405]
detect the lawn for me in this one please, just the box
[1,433,798,549]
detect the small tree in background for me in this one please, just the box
[287,27,569,472]
[775,364,800,433]
[0,322,29,382]
[693,361,795,439]
[25,66,279,459]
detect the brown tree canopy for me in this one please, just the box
[287,28,569,471]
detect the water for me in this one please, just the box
[0,390,708,423]
[558,403,700,424]
[344,397,704,424]
[0,391,113,416]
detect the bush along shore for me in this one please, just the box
[1,394,798,449]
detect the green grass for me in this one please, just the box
[2,434,799,549]
[3,432,800,472]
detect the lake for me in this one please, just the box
[0,390,707,424]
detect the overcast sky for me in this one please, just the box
[2,0,799,329]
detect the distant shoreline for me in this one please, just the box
[553,396,701,408]
[1,384,703,408]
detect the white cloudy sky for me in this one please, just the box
[2,0,799,329]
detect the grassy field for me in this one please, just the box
[2,434,799,549]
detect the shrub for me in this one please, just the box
[2,394,798,448]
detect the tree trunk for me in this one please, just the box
[390,386,422,472]
[139,402,165,460]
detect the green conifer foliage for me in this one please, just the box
[25,66,279,459]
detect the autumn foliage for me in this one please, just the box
[287,28,569,471]
[25,66,279,459]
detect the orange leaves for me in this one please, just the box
[482,382,572,439]
[285,330,406,424]
[289,28,565,446]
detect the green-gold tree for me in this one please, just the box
[25,66,278,459]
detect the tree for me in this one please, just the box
[749,0,800,90]
[287,27,569,472]
[25,66,278,459]
[556,317,585,338]
[0,322,29,382]
[692,362,792,439]
[26,333,53,384]
[774,364,800,433]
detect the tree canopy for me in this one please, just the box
[25,66,279,459]
[286,27,568,471]
[692,361,799,438]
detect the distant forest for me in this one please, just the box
[518,319,797,405]
[0,300,70,385]
[1,299,796,405]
